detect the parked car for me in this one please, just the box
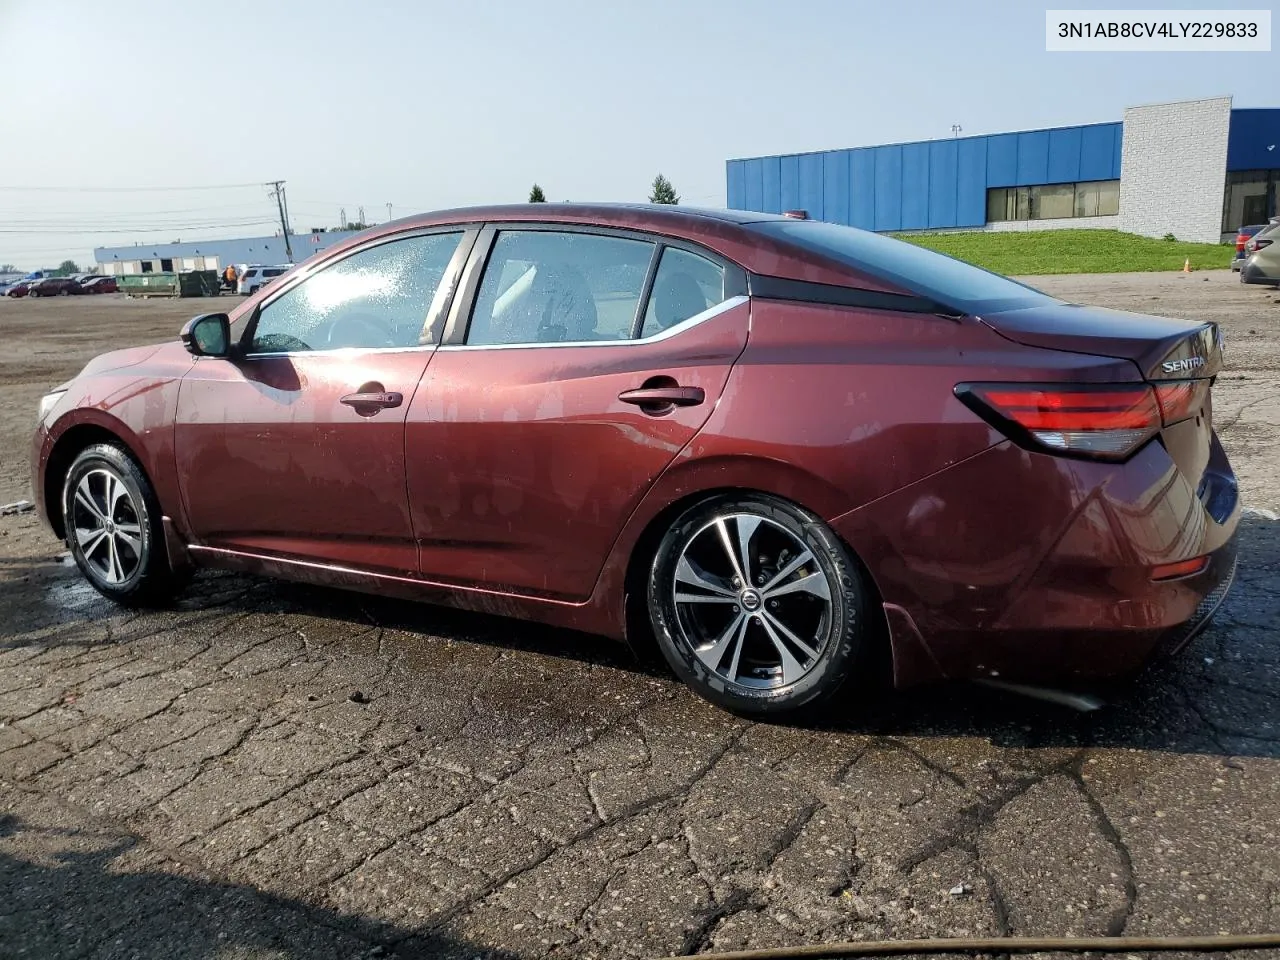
[1232,224,1268,270]
[6,280,37,298]
[79,276,119,294]
[30,204,1239,716]
[28,277,85,297]
[1241,219,1279,259]
[1240,238,1280,286]
[236,265,290,295]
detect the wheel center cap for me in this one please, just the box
[105,521,115,534]
[740,589,762,612]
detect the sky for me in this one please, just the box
[0,0,1275,269]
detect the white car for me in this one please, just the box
[237,264,290,295]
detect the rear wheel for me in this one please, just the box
[648,494,866,716]
[62,444,186,606]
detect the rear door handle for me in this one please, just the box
[340,391,403,410]
[618,386,705,407]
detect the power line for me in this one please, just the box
[0,182,265,193]
[1,216,280,227]
[0,221,278,235]
[0,203,292,217]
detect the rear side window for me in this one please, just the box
[467,231,655,345]
[752,220,1054,313]
[640,248,725,338]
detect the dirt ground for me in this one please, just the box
[1,273,1279,960]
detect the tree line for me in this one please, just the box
[528,173,679,205]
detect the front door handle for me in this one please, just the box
[340,390,403,411]
[618,386,705,407]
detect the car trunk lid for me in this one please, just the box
[978,301,1231,520]
[976,301,1223,382]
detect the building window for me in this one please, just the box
[1076,180,1120,217]
[1222,170,1277,233]
[987,180,1120,223]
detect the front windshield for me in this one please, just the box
[753,219,1056,313]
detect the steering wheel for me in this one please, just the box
[323,312,400,349]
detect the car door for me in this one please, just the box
[405,225,750,599]
[174,228,474,574]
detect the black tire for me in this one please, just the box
[62,443,187,607]
[648,493,866,717]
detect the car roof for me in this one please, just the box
[301,203,860,284]
[402,202,790,227]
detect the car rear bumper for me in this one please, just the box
[1241,261,1278,284]
[830,435,1241,688]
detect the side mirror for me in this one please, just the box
[180,313,232,357]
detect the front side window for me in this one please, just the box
[249,232,462,353]
[467,231,654,346]
[640,247,726,338]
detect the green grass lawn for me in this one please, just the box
[893,229,1233,276]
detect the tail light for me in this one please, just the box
[1236,233,1248,251]
[956,381,1209,461]
[1256,237,1273,252]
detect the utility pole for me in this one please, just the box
[266,180,293,261]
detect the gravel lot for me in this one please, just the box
[2,272,1279,960]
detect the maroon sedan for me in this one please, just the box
[29,277,85,297]
[5,279,36,298]
[80,276,119,294]
[30,205,1238,715]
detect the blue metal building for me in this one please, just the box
[726,98,1280,243]
[727,123,1122,232]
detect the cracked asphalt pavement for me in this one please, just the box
[2,271,1280,960]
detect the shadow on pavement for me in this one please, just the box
[0,812,513,960]
[5,517,1277,763]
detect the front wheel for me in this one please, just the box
[648,494,867,717]
[62,443,187,606]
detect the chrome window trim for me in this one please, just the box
[441,295,747,352]
[210,343,438,361]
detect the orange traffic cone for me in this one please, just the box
[1183,258,1191,273]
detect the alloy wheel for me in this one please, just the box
[671,513,835,690]
[70,468,144,585]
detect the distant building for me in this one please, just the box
[726,97,1280,243]
[93,229,362,276]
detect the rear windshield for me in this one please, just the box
[751,220,1055,313]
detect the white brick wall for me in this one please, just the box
[1118,97,1231,243]
[983,215,1117,233]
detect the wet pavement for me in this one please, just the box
[3,273,1280,959]
[2,517,1279,959]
